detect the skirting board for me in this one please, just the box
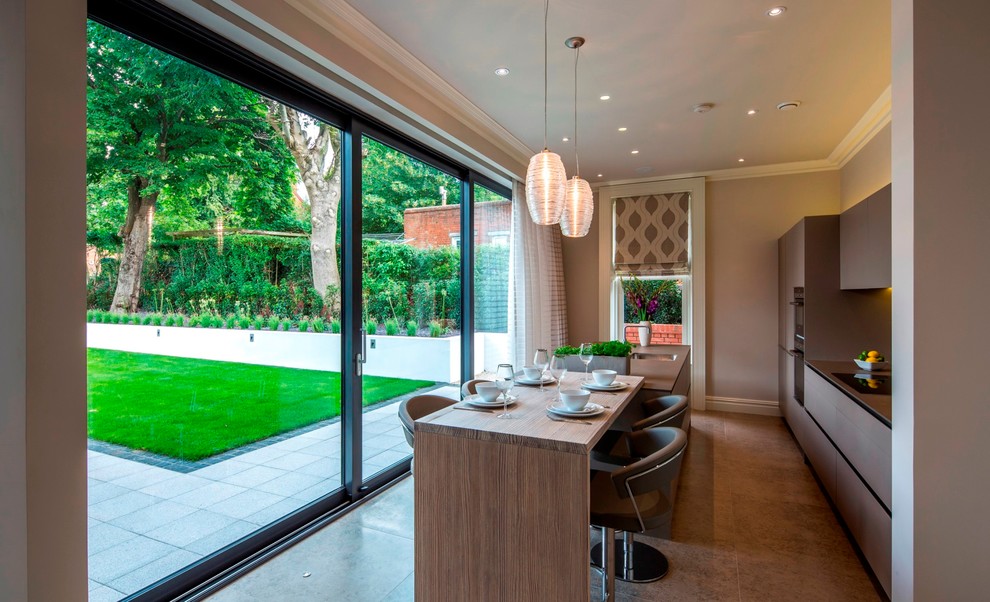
[706,396,782,416]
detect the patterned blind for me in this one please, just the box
[613,193,690,276]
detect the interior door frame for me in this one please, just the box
[595,177,707,411]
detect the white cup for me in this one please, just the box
[522,365,542,380]
[592,369,617,386]
[559,389,590,411]
[475,382,501,402]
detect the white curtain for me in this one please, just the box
[508,180,569,369]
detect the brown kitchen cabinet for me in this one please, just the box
[840,184,891,289]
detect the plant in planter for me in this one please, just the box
[622,275,661,346]
[554,341,633,374]
[385,318,399,336]
[406,320,417,336]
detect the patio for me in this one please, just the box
[86,389,456,601]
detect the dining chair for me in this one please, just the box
[460,378,491,399]
[590,427,687,600]
[590,395,688,585]
[398,394,458,449]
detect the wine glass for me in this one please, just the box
[578,343,594,382]
[533,349,550,391]
[549,353,568,403]
[495,363,515,419]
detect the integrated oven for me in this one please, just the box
[790,287,805,404]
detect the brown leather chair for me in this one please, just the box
[398,394,457,449]
[590,427,687,600]
[460,378,491,399]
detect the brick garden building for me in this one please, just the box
[403,200,511,249]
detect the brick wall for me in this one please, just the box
[623,323,683,345]
[403,200,511,249]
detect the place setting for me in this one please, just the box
[543,352,606,424]
[580,369,630,393]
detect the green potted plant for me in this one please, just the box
[553,341,633,375]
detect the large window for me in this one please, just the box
[84,5,511,599]
[472,184,512,377]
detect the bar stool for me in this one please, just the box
[590,426,687,596]
[590,394,688,585]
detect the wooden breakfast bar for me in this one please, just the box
[413,373,644,600]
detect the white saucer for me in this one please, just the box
[514,374,556,386]
[465,394,518,408]
[581,381,628,392]
[546,401,605,417]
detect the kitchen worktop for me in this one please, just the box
[805,360,891,427]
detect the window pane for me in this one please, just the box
[619,277,685,345]
[86,21,343,598]
[360,136,462,481]
[473,184,512,376]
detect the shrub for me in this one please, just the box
[281,319,294,331]
[151,313,163,326]
[110,313,122,325]
[298,319,310,333]
[164,314,175,327]
[385,319,399,336]
[267,315,281,331]
[406,320,417,336]
[238,315,251,330]
[365,319,377,335]
[86,310,95,322]
[141,314,153,326]
[330,319,341,334]
[312,317,326,333]
[225,314,237,329]
[252,315,265,330]
[189,315,201,328]
[429,321,443,338]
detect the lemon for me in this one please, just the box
[866,357,878,363]
[867,351,880,358]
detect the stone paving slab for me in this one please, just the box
[86,393,451,601]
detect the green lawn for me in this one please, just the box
[87,349,433,461]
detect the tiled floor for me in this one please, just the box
[202,411,882,601]
[86,390,461,602]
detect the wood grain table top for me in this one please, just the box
[414,373,644,455]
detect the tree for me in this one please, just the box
[361,138,462,234]
[263,102,341,298]
[86,21,295,312]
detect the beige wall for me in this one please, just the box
[561,206,601,346]
[892,0,990,598]
[841,123,892,211]
[705,172,840,402]
[1,0,88,599]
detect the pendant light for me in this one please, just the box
[525,0,567,225]
[560,36,594,238]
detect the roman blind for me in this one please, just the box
[613,192,690,276]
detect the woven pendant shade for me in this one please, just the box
[525,150,567,225]
[560,176,593,237]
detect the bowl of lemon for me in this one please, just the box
[854,350,890,371]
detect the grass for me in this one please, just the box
[87,349,433,461]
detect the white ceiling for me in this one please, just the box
[339,0,891,183]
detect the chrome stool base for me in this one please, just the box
[591,536,669,583]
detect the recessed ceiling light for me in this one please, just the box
[767,6,786,17]
[738,158,745,162]
[631,150,639,155]
[776,100,802,111]
[600,95,611,101]
[494,67,510,76]
[562,137,569,142]
[618,127,628,132]
[597,174,603,177]
[747,109,758,115]
[693,103,714,113]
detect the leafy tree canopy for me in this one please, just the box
[85,21,298,249]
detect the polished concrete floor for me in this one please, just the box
[203,411,882,601]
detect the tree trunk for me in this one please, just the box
[110,177,157,313]
[264,101,341,304]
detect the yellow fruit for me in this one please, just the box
[867,351,880,358]
[866,357,878,363]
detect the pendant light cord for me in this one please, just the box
[543,0,549,151]
[573,44,580,177]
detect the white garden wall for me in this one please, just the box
[87,324,511,383]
